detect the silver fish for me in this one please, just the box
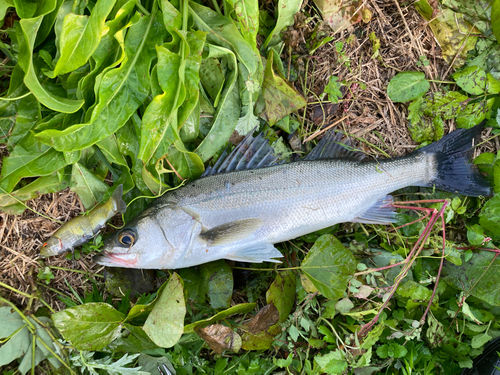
[95,125,492,269]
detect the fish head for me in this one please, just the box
[95,207,195,268]
[40,237,64,257]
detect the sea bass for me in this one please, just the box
[40,185,127,257]
[95,125,492,269]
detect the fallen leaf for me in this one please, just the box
[240,304,280,335]
[196,324,242,354]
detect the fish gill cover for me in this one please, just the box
[1,0,500,373]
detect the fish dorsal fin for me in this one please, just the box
[199,218,263,246]
[305,131,365,161]
[201,130,283,177]
[352,195,397,224]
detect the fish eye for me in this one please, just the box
[118,230,136,246]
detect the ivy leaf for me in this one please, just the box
[301,235,356,300]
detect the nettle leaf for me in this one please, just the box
[48,0,116,77]
[260,51,307,126]
[35,11,164,151]
[301,234,357,300]
[143,273,186,348]
[387,71,430,103]
[52,302,126,350]
[442,250,500,306]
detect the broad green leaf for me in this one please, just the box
[396,280,433,310]
[165,140,205,180]
[456,98,494,129]
[0,133,67,193]
[200,260,234,310]
[138,43,185,164]
[0,0,14,23]
[48,0,116,77]
[260,51,307,126]
[0,172,69,208]
[19,17,84,113]
[262,0,303,49]
[195,45,241,162]
[453,66,487,95]
[70,162,110,209]
[200,57,225,106]
[387,71,430,103]
[7,93,39,150]
[471,332,492,349]
[315,349,348,374]
[184,303,256,333]
[226,0,259,49]
[189,2,263,90]
[52,302,126,350]
[0,306,31,367]
[301,234,356,300]
[491,0,500,44]
[443,250,500,306]
[107,324,158,352]
[35,11,164,151]
[143,273,186,348]
[479,193,500,242]
[0,65,29,142]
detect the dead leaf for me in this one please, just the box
[313,0,370,34]
[240,304,280,335]
[195,324,242,354]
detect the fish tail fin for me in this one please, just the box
[111,184,127,213]
[418,122,492,197]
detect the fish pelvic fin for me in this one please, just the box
[200,218,263,246]
[225,243,283,263]
[352,195,397,224]
[418,121,493,197]
[111,184,127,213]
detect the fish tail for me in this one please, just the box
[111,184,127,213]
[418,121,492,197]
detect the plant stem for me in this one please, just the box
[135,0,151,15]
[427,79,454,84]
[49,266,104,278]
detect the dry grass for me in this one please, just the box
[1,0,499,312]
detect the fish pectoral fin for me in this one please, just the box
[225,243,282,263]
[352,195,397,224]
[199,218,263,246]
[111,184,127,213]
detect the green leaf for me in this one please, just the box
[48,0,116,77]
[443,250,500,306]
[70,162,110,209]
[200,260,234,310]
[0,133,67,193]
[315,349,348,374]
[301,234,356,300]
[471,332,492,349]
[18,17,84,113]
[143,273,186,348]
[52,302,126,350]
[195,45,241,162]
[453,65,487,95]
[184,303,256,333]
[200,57,225,106]
[0,306,31,367]
[226,0,259,49]
[262,0,303,49]
[387,71,430,103]
[260,51,307,126]
[491,0,500,44]
[479,193,500,242]
[396,280,432,310]
[324,75,343,103]
[35,11,164,151]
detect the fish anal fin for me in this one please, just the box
[352,195,397,224]
[225,243,282,263]
[200,218,263,246]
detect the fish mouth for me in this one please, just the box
[93,252,138,267]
